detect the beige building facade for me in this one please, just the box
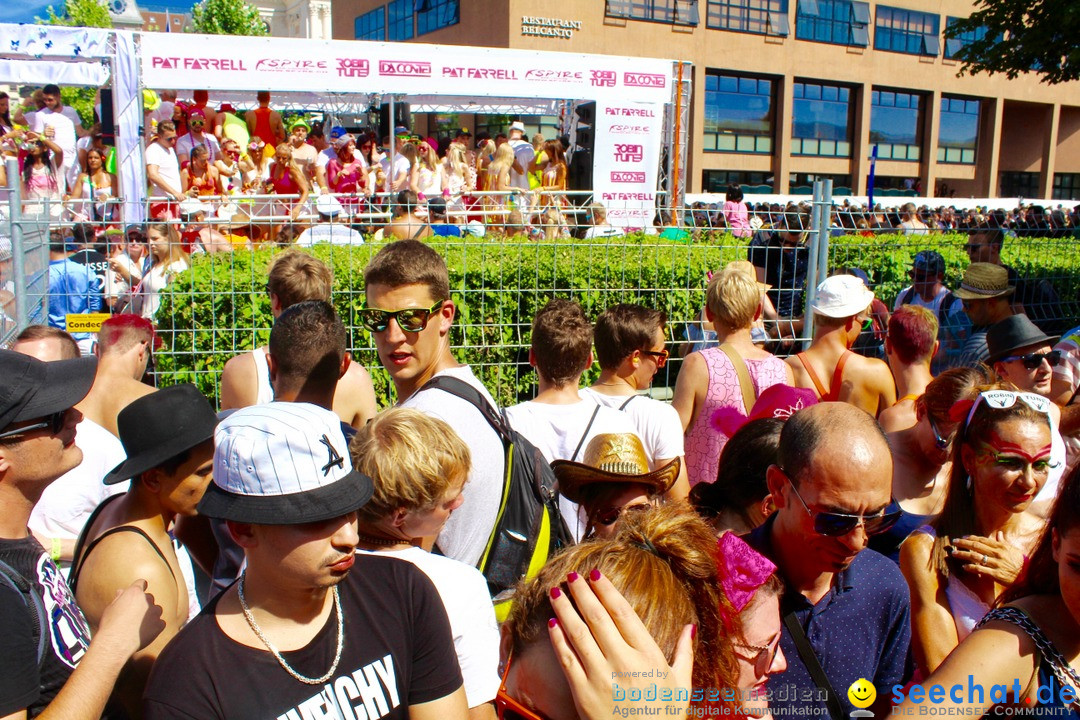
[332,0,1080,199]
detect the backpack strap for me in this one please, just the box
[417,375,509,443]
[937,290,956,327]
[570,404,601,462]
[783,609,847,720]
[0,558,48,669]
[898,287,914,307]
[618,395,638,411]
[795,352,829,400]
[718,343,757,413]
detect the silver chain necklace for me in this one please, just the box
[237,574,344,685]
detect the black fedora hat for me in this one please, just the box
[986,315,1059,364]
[0,350,97,433]
[104,384,218,485]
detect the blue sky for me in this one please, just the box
[0,0,198,24]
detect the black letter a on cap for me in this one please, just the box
[320,434,345,475]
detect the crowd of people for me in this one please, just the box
[3,230,1080,720]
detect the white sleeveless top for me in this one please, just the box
[250,348,274,404]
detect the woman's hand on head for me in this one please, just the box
[547,569,694,720]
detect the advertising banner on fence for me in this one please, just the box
[592,100,665,230]
[139,33,673,105]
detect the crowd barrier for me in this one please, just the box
[3,186,1079,409]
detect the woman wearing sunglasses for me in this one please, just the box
[890,464,1080,717]
[499,502,741,720]
[871,367,987,563]
[900,386,1055,678]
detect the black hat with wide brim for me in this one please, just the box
[986,315,1059,364]
[104,384,218,484]
[0,350,97,432]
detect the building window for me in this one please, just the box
[944,16,990,59]
[789,173,852,195]
[417,0,459,35]
[874,6,939,55]
[791,81,852,157]
[475,115,561,141]
[706,0,788,35]
[354,7,385,40]
[869,89,922,161]
[387,0,414,41]
[703,72,774,154]
[795,0,870,47]
[1053,173,1080,201]
[702,170,773,193]
[605,0,700,26]
[937,96,979,164]
[1000,172,1039,198]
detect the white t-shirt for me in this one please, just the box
[584,225,621,239]
[362,547,500,708]
[30,106,78,190]
[175,132,221,162]
[295,224,365,247]
[504,397,637,540]
[133,258,188,320]
[28,418,127,542]
[380,154,412,191]
[402,366,504,568]
[892,284,959,314]
[315,147,336,169]
[580,388,684,466]
[145,140,182,197]
[507,138,535,191]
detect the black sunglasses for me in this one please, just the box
[1000,350,1061,370]
[0,409,68,442]
[641,348,669,368]
[359,300,444,333]
[784,473,900,537]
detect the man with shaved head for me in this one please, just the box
[748,402,910,718]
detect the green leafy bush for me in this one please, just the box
[154,232,1080,410]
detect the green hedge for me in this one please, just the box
[154,232,1080,410]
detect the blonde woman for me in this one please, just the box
[265,142,309,223]
[415,141,443,199]
[484,143,515,228]
[539,139,567,208]
[442,144,473,218]
[475,138,495,192]
[132,222,189,321]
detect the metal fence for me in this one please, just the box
[3,172,1079,408]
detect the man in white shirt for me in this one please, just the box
[295,196,364,247]
[174,109,220,165]
[504,299,636,539]
[583,202,622,239]
[144,122,183,215]
[893,250,967,372]
[506,121,535,215]
[30,84,81,192]
[380,126,413,193]
[363,240,504,567]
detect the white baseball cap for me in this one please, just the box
[509,121,526,133]
[199,402,373,524]
[315,194,345,218]
[811,275,875,318]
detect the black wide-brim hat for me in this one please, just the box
[0,350,97,432]
[985,315,1059,364]
[104,384,218,484]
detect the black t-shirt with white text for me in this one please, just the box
[143,553,463,720]
[0,536,93,718]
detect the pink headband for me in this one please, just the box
[716,532,777,612]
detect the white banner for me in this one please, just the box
[592,100,665,230]
[138,33,673,105]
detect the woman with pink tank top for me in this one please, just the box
[672,265,793,486]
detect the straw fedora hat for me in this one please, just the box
[953,263,1014,300]
[552,433,680,504]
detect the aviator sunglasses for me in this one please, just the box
[359,300,445,333]
[784,473,901,537]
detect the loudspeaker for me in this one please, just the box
[99,88,115,147]
[377,102,412,140]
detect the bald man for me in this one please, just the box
[748,402,911,718]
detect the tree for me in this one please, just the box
[36,0,112,126]
[945,0,1080,85]
[190,0,268,36]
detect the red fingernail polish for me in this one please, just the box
[691,624,697,639]
[567,571,579,582]
[548,617,558,628]
[550,586,561,599]
[590,568,602,582]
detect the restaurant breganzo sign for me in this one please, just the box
[521,16,582,39]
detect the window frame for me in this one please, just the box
[791,80,854,157]
[705,0,788,36]
[703,71,777,155]
[795,0,870,47]
[936,95,980,165]
[874,5,941,56]
[353,6,386,41]
[605,0,701,26]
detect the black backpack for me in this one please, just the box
[418,376,574,620]
[0,558,48,669]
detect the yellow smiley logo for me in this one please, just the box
[847,678,876,709]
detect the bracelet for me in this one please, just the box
[50,537,62,563]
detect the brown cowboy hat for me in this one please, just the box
[552,433,680,504]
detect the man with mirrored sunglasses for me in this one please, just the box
[987,314,1068,516]
[747,402,911,719]
[363,240,504,569]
